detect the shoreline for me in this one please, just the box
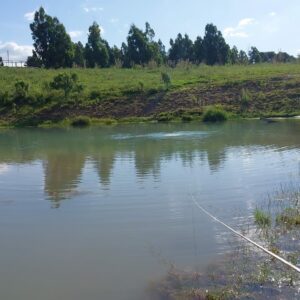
[0,114,299,129]
[1,64,300,127]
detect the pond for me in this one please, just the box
[0,120,299,300]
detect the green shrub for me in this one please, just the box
[147,88,158,95]
[161,72,171,90]
[71,116,91,127]
[157,112,173,122]
[50,73,83,98]
[0,120,9,127]
[181,114,193,122]
[203,106,227,122]
[14,81,29,99]
[138,81,144,92]
[90,90,102,100]
[0,91,11,106]
[240,88,251,111]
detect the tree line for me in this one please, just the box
[0,7,297,69]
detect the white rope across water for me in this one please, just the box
[191,196,300,273]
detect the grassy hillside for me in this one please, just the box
[0,63,300,126]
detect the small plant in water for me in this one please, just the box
[254,208,271,228]
[276,207,300,226]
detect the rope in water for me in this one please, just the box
[191,196,300,273]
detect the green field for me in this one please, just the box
[0,63,300,126]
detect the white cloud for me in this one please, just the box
[83,6,103,13]
[223,28,248,38]
[24,10,35,21]
[269,12,277,17]
[238,18,255,27]
[0,42,33,61]
[69,31,84,39]
[99,26,105,35]
[110,18,119,24]
[223,17,256,38]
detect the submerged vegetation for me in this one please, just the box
[148,185,300,299]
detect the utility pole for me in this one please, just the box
[7,50,9,66]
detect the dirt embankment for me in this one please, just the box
[2,75,300,124]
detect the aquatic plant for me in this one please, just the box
[254,208,271,228]
[148,185,300,300]
[276,207,300,226]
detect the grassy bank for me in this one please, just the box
[1,63,300,126]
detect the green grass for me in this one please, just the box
[276,208,300,226]
[70,116,91,127]
[1,63,300,126]
[202,106,228,122]
[1,63,300,97]
[254,208,271,228]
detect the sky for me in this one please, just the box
[0,0,300,61]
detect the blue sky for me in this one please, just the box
[0,0,300,61]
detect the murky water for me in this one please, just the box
[0,120,299,300]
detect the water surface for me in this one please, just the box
[0,120,299,300]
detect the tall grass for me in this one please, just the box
[1,63,300,126]
[202,106,228,122]
[1,63,300,99]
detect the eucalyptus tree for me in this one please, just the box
[248,47,261,64]
[124,22,164,66]
[193,36,204,64]
[73,42,85,68]
[168,33,194,63]
[229,46,239,64]
[29,7,74,68]
[85,22,110,68]
[202,23,230,65]
[238,50,249,64]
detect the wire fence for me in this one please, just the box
[1,60,26,67]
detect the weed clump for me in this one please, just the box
[203,106,227,122]
[50,73,83,99]
[276,208,300,226]
[181,114,193,122]
[157,112,173,122]
[240,88,251,111]
[254,208,271,228]
[161,72,171,90]
[71,116,91,127]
